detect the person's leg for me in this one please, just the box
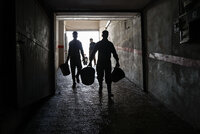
[105,63,113,97]
[94,57,96,65]
[70,63,76,88]
[96,65,104,93]
[76,60,82,83]
[89,54,93,66]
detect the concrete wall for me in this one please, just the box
[16,0,53,107]
[58,21,65,65]
[144,0,200,129]
[55,20,59,70]
[0,0,54,133]
[106,17,143,89]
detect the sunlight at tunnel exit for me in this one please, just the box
[66,31,99,58]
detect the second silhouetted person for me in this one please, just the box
[89,30,120,98]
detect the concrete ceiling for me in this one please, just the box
[62,13,138,31]
[41,0,153,11]
[57,12,139,20]
[65,20,100,31]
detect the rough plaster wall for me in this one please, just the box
[55,20,59,70]
[146,0,200,129]
[16,0,52,107]
[107,18,143,89]
[58,21,65,65]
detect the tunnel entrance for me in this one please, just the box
[5,1,199,133]
[54,12,144,91]
[66,31,99,61]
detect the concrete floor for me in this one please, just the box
[20,69,199,134]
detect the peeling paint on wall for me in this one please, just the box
[145,0,200,129]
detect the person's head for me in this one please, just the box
[102,30,109,39]
[73,31,78,39]
[90,38,93,42]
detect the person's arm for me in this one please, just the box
[79,42,85,62]
[88,43,98,66]
[66,44,71,64]
[111,43,120,67]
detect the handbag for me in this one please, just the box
[111,67,125,82]
[80,66,95,85]
[60,63,70,76]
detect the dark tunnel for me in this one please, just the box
[1,0,200,134]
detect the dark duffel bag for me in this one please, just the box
[111,67,125,82]
[60,63,70,76]
[80,66,95,85]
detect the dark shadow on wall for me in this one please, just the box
[0,0,55,134]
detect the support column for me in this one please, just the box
[58,20,65,65]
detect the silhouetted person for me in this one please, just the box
[66,31,85,88]
[89,30,120,98]
[89,38,96,66]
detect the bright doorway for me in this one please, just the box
[66,31,99,58]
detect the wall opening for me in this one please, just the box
[66,31,99,59]
[55,12,144,91]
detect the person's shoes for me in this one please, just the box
[72,83,76,88]
[76,75,80,83]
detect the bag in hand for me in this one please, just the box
[60,63,70,76]
[111,67,125,82]
[80,66,95,85]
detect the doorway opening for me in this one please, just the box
[54,12,145,91]
[66,31,99,60]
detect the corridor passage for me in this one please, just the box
[21,69,198,134]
